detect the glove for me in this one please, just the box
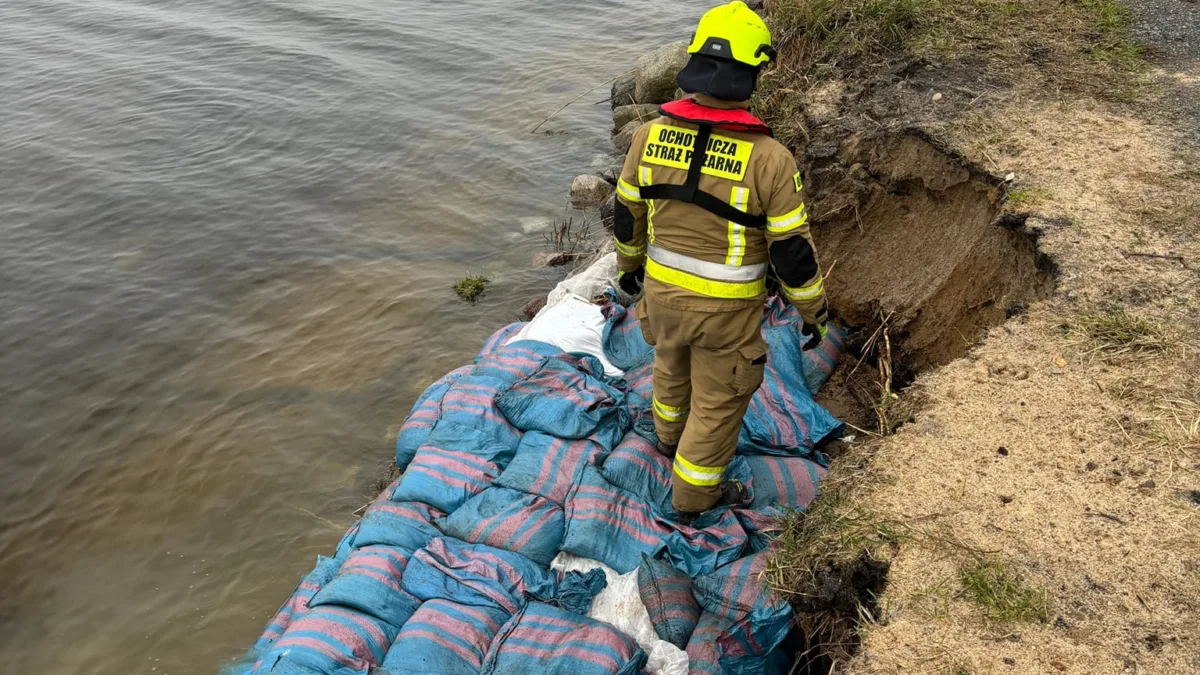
[801,321,828,351]
[618,266,644,296]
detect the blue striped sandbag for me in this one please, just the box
[252,604,400,675]
[636,554,701,649]
[395,365,473,470]
[436,486,565,567]
[355,495,445,552]
[744,455,827,510]
[380,599,509,675]
[494,431,605,505]
[562,466,748,576]
[438,375,523,449]
[685,611,735,675]
[475,322,528,364]
[734,506,786,553]
[481,602,646,675]
[473,338,564,382]
[249,556,342,659]
[599,431,752,519]
[309,546,420,628]
[738,302,843,458]
[391,429,503,514]
[620,359,654,407]
[495,357,628,442]
[401,537,558,615]
[691,550,792,668]
[600,298,654,371]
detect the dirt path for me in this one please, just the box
[755,1,1200,673]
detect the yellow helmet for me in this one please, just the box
[686,1,775,68]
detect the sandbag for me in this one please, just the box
[391,417,518,513]
[637,554,701,650]
[494,431,606,505]
[744,455,826,510]
[355,495,444,552]
[401,538,559,614]
[477,322,528,363]
[254,604,400,675]
[599,432,752,519]
[481,602,647,675]
[600,298,655,371]
[308,545,420,628]
[380,599,509,675]
[562,466,748,576]
[510,294,625,377]
[436,487,566,567]
[691,550,792,672]
[395,366,473,470]
[685,611,735,675]
[474,339,565,384]
[596,432,673,516]
[496,356,628,442]
[437,376,523,452]
[550,553,689,675]
[250,556,342,658]
[734,507,785,554]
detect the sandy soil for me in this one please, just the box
[751,0,1200,672]
[830,18,1200,675]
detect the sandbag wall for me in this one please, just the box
[230,294,846,675]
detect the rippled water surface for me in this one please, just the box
[0,1,700,671]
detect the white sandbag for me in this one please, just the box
[546,251,636,307]
[509,294,625,377]
[551,553,689,675]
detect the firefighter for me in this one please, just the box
[613,1,829,524]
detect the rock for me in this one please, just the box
[634,41,689,105]
[532,251,574,268]
[598,166,619,186]
[932,92,943,102]
[518,295,547,321]
[612,118,642,154]
[612,103,660,133]
[570,174,614,210]
[599,193,616,231]
[611,72,636,109]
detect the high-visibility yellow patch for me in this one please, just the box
[793,171,803,193]
[641,124,754,182]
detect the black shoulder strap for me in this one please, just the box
[638,124,767,229]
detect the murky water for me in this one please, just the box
[0,1,700,672]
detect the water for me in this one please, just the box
[0,1,701,672]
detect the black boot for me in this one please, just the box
[676,510,701,527]
[655,441,677,459]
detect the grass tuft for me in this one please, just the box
[958,558,1051,624]
[1005,186,1052,208]
[452,273,490,304]
[1073,309,1169,354]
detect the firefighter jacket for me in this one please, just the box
[613,94,828,325]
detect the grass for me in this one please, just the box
[452,273,490,304]
[1073,309,1170,354]
[958,558,1051,624]
[1005,186,1052,208]
[755,0,1147,136]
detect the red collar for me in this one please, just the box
[658,98,772,136]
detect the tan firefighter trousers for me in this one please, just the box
[637,295,767,514]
